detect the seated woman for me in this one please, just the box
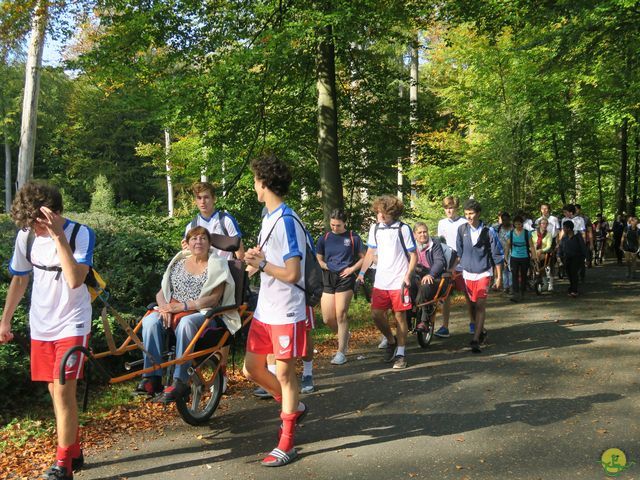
[134,226,241,402]
[411,223,446,331]
[531,218,553,290]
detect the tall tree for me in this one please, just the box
[316,19,343,228]
[17,0,47,188]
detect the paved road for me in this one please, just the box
[80,262,639,480]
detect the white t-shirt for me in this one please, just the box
[437,216,467,252]
[366,221,416,290]
[9,220,95,341]
[184,210,242,259]
[562,215,585,233]
[254,204,307,325]
[438,216,467,272]
[536,215,560,238]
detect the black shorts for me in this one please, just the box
[322,270,356,294]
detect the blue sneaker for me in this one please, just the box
[469,323,475,335]
[300,375,315,394]
[434,326,450,338]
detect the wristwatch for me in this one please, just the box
[258,259,267,272]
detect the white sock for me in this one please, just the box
[396,346,405,357]
[267,364,277,375]
[303,360,313,377]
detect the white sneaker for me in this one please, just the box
[331,352,347,365]
[377,336,388,349]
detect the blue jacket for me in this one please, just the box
[456,222,504,273]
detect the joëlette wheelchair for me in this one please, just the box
[529,252,551,295]
[409,272,456,348]
[59,233,252,426]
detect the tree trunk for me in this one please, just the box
[618,118,629,215]
[595,155,604,215]
[409,37,419,207]
[397,54,405,201]
[17,0,47,188]
[551,131,566,205]
[316,23,343,229]
[632,121,639,216]
[164,129,173,217]
[4,128,12,212]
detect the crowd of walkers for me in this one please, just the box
[2,152,640,475]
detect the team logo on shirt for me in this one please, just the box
[343,239,351,247]
[278,335,291,349]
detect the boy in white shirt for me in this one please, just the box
[435,196,468,337]
[1,182,95,480]
[243,154,309,467]
[183,181,245,260]
[357,195,417,369]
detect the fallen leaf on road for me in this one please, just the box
[455,436,465,442]
[596,428,608,435]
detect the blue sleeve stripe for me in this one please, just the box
[367,243,378,248]
[283,251,303,261]
[8,263,31,276]
[283,215,302,260]
[77,226,95,267]
[226,214,243,237]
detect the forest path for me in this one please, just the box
[81,261,639,480]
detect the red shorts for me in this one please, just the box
[31,335,90,382]
[464,277,491,303]
[453,273,467,292]
[246,318,308,360]
[371,288,412,312]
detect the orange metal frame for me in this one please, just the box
[93,304,253,386]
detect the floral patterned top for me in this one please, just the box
[169,258,207,302]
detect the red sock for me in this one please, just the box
[56,445,73,473]
[277,411,297,452]
[70,428,81,458]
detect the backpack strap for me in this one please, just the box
[349,230,355,257]
[218,210,229,237]
[397,222,410,262]
[373,222,409,261]
[482,226,496,268]
[26,230,35,265]
[29,222,83,281]
[69,222,81,252]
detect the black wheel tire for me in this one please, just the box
[416,319,435,349]
[558,268,564,279]
[535,281,543,296]
[176,356,223,426]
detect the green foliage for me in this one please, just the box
[89,174,116,213]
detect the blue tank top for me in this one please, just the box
[510,229,529,259]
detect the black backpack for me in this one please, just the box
[260,213,324,307]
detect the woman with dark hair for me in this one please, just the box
[505,215,531,302]
[135,226,240,402]
[316,209,365,365]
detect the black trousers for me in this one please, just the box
[614,236,623,263]
[511,257,529,295]
[565,256,583,293]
